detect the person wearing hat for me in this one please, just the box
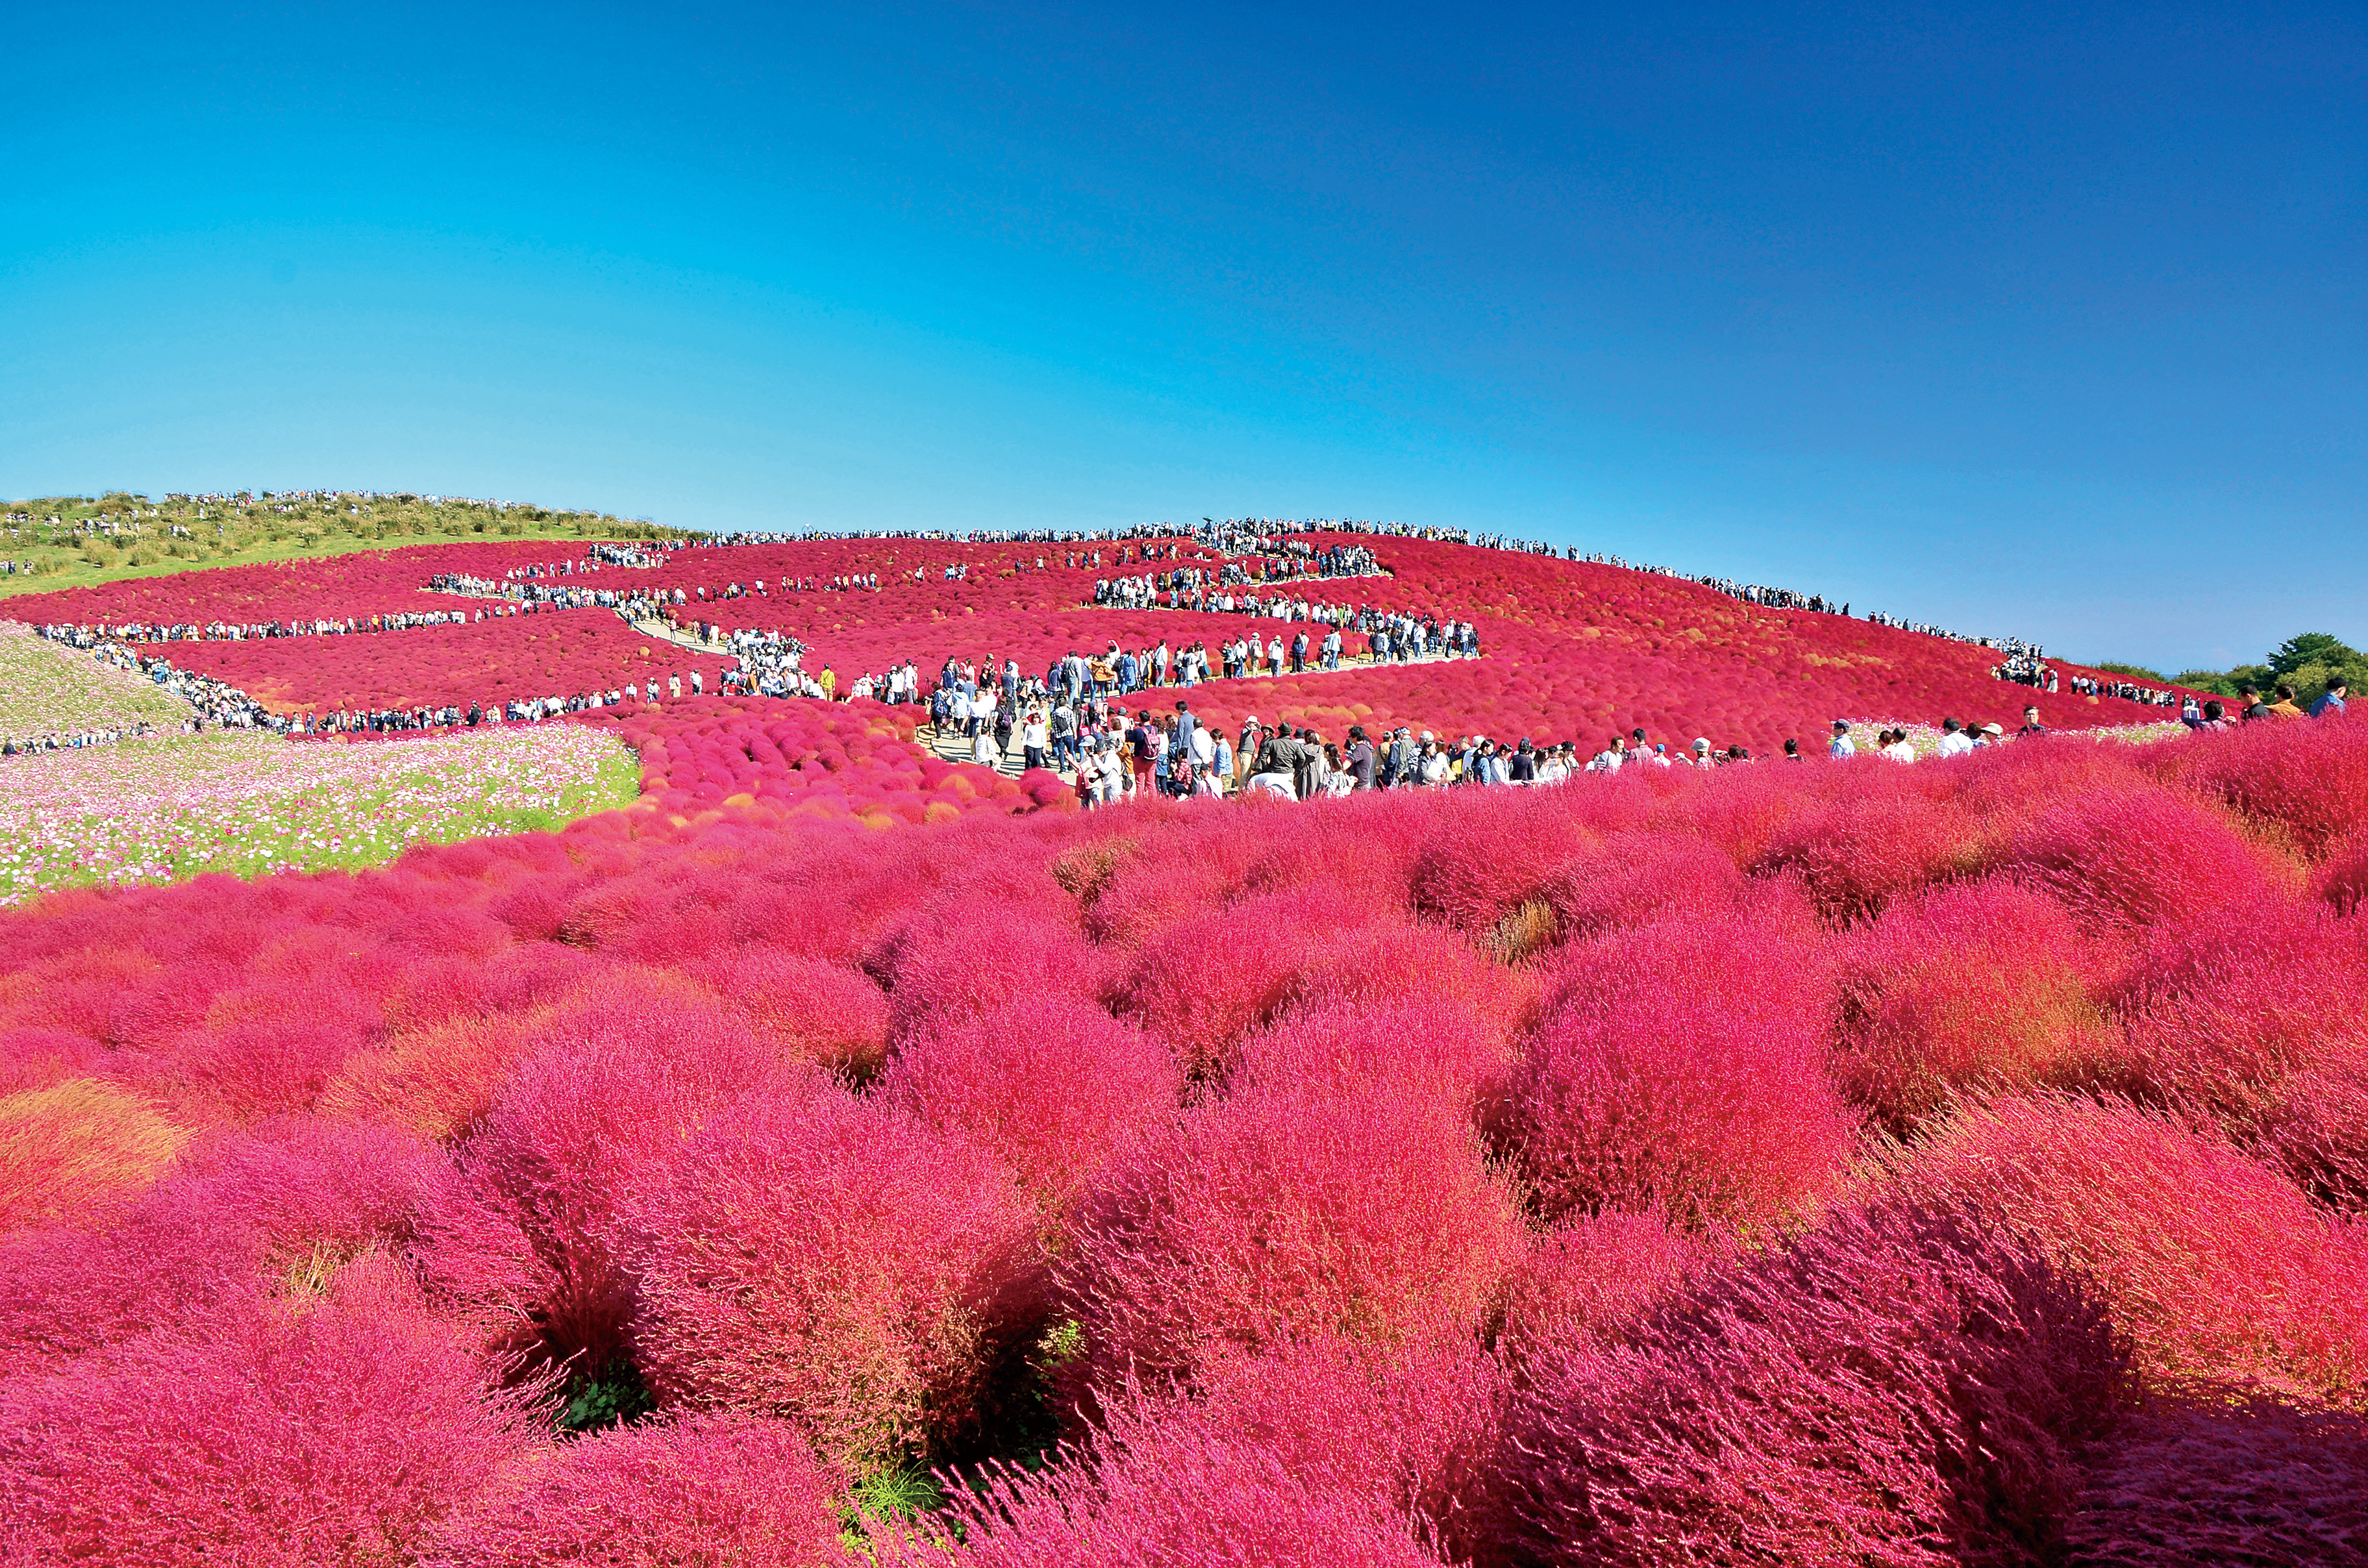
[1977,722,2005,745]
[1828,720,1856,760]
[1690,737,1714,769]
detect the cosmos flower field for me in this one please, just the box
[1,532,2363,1567]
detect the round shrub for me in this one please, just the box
[1062,1082,1525,1400]
[1504,912,1854,1236]
[632,1087,1039,1467]
[879,993,1179,1217]
[425,1411,849,1568]
[1832,880,2108,1135]
[1495,1202,2127,1568]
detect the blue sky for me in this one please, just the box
[3,2,2360,672]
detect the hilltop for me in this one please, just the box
[0,490,692,599]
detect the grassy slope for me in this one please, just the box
[0,490,691,601]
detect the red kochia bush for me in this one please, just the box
[442,975,801,1363]
[1832,880,2108,1134]
[0,1256,541,1567]
[1108,886,1384,1075]
[879,994,1179,1216]
[1535,831,1756,945]
[425,1412,850,1568]
[1060,1083,1525,1400]
[1228,997,1515,1125]
[2148,706,2368,858]
[2065,1394,2368,1567]
[1504,912,1854,1236]
[632,1086,1039,1467]
[1754,786,1983,923]
[897,1339,1489,1568]
[2319,832,2368,915]
[0,1078,187,1230]
[1994,781,2288,936]
[1490,1211,1706,1375]
[1495,1202,2127,1568]
[2110,902,2368,1204]
[1409,788,1601,936]
[873,899,1100,1047]
[684,946,892,1077]
[1889,1095,2368,1406]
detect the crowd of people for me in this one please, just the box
[38,607,481,643]
[2073,673,2184,708]
[1,718,175,759]
[31,625,720,741]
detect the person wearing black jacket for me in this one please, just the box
[1508,738,1538,782]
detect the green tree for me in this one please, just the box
[2268,633,2360,677]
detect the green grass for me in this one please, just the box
[0,625,190,740]
[0,489,693,601]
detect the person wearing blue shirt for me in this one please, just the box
[2310,677,2349,719]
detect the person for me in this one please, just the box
[1689,737,1714,769]
[1127,710,1158,795]
[1935,717,1975,758]
[1208,728,1233,793]
[2238,683,2266,721]
[1783,738,1802,760]
[1346,725,1376,790]
[1882,728,1918,764]
[2311,677,2349,719]
[1021,708,1049,772]
[1828,720,1854,760]
[1291,728,1324,801]
[2197,699,2232,730]
[2265,683,2306,720]
[2016,706,2048,738]
[1174,700,1198,759]
[1508,738,1538,782]
[1051,700,1078,769]
[971,721,999,769]
[1977,722,2004,745]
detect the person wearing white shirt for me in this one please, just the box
[1934,717,1976,757]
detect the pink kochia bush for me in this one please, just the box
[436,973,803,1365]
[1503,911,1856,1236]
[2107,901,2368,1208]
[0,1256,542,1567]
[1060,1082,1525,1400]
[1831,880,2108,1134]
[425,1412,851,1568]
[2065,1395,2368,1567]
[632,1086,1040,1467]
[879,993,1180,1217]
[896,1338,1496,1568]
[1495,1202,2128,1568]
[1889,1094,2368,1406]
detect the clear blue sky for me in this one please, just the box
[4,3,2360,672]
